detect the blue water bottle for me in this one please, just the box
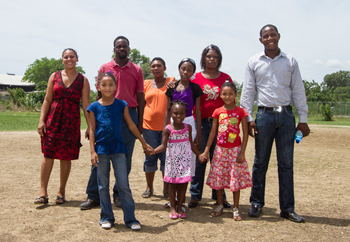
[295,130,303,144]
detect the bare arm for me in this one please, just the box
[163,97,172,128]
[188,124,201,157]
[81,77,91,139]
[194,96,202,150]
[123,106,153,154]
[89,111,99,167]
[237,116,248,163]
[38,73,55,137]
[198,118,218,163]
[152,126,170,154]
[136,92,145,134]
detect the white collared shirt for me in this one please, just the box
[240,51,308,123]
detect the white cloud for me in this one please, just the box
[312,60,324,65]
[326,59,343,68]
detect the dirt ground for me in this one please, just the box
[0,125,349,241]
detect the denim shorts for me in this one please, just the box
[143,129,166,172]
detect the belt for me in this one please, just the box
[129,107,137,110]
[203,117,214,122]
[258,105,292,112]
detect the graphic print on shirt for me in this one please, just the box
[218,113,240,144]
[203,84,219,100]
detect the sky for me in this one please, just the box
[1,0,350,91]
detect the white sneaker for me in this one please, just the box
[101,222,112,229]
[131,223,141,230]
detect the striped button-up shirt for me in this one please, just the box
[240,51,308,123]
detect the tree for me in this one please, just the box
[23,57,85,91]
[333,86,350,101]
[112,48,153,79]
[323,70,350,90]
[303,80,335,102]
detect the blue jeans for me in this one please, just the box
[250,108,296,212]
[142,129,166,172]
[97,153,139,227]
[189,119,227,201]
[86,108,138,203]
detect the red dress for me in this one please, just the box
[41,71,84,160]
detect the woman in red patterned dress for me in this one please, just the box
[34,48,90,204]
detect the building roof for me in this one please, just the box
[0,73,35,86]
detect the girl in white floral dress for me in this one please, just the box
[152,101,201,220]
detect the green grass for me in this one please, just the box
[0,111,88,131]
[0,111,349,131]
[306,115,350,126]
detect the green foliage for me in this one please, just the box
[303,80,336,102]
[23,57,85,91]
[6,88,45,110]
[320,103,334,121]
[7,88,26,105]
[323,70,350,90]
[90,90,97,103]
[333,86,350,101]
[112,48,154,80]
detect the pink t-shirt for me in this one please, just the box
[191,72,232,119]
[212,106,248,148]
[97,59,144,107]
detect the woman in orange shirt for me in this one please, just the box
[142,57,175,199]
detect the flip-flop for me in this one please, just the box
[34,196,48,204]
[56,195,66,204]
[142,189,153,198]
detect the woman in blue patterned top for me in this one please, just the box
[88,72,153,230]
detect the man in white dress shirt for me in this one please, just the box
[240,24,310,223]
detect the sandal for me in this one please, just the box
[179,206,187,219]
[233,207,242,221]
[34,196,48,204]
[142,189,153,198]
[56,195,66,204]
[169,212,178,219]
[211,204,224,217]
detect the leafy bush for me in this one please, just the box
[320,103,334,121]
[7,88,26,106]
[6,88,45,111]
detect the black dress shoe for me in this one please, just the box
[188,201,198,208]
[280,211,305,223]
[80,198,99,210]
[248,205,262,217]
[215,201,231,208]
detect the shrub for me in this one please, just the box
[320,103,334,121]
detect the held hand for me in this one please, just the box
[143,144,154,156]
[91,152,99,167]
[198,153,208,164]
[296,123,310,137]
[248,121,257,138]
[37,121,47,137]
[166,80,176,89]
